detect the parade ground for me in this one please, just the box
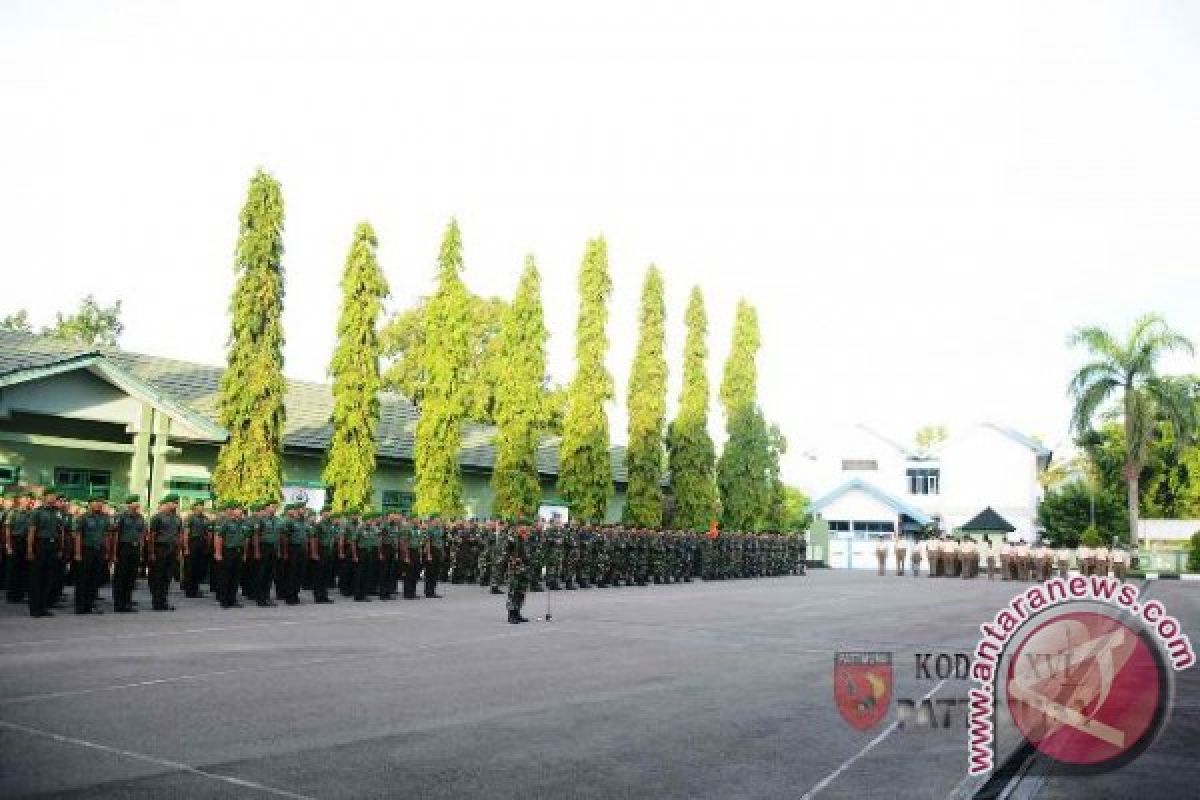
[0,571,1196,800]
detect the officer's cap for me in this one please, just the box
[161,493,181,505]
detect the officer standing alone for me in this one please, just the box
[506,525,530,624]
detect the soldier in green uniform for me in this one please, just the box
[146,494,183,611]
[605,528,622,587]
[183,500,212,599]
[525,523,545,592]
[50,497,71,607]
[577,525,596,588]
[543,524,563,590]
[252,500,282,607]
[506,525,530,624]
[240,503,259,599]
[28,491,67,617]
[378,512,399,600]
[112,495,145,612]
[309,507,336,604]
[453,521,478,585]
[681,532,697,582]
[281,503,308,605]
[562,525,580,590]
[336,511,356,597]
[477,520,494,588]
[440,520,456,584]
[651,530,667,584]
[351,513,380,602]
[213,502,249,609]
[627,529,643,586]
[424,515,445,598]
[401,519,424,600]
[72,496,111,614]
[487,521,507,595]
[0,494,9,594]
[5,492,33,604]
[592,526,611,588]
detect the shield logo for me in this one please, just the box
[834,652,893,731]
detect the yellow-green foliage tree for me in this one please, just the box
[491,256,549,520]
[667,287,718,530]
[717,300,771,530]
[413,219,472,517]
[558,237,614,523]
[324,222,390,512]
[624,265,667,527]
[213,169,287,504]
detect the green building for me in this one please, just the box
[0,330,628,519]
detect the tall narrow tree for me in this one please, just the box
[717,300,771,530]
[324,222,390,512]
[559,237,614,523]
[667,287,718,529]
[624,265,667,527]
[414,219,472,517]
[213,169,287,504]
[491,256,549,520]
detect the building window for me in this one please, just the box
[852,521,895,533]
[841,459,878,471]
[907,468,940,495]
[381,490,415,515]
[850,520,895,540]
[54,468,112,500]
[167,478,213,502]
[828,520,851,532]
[168,479,212,493]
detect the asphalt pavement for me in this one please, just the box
[0,569,1195,799]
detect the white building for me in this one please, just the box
[806,424,1052,567]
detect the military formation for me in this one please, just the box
[489,522,807,623]
[875,535,1133,581]
[0,489,808,622]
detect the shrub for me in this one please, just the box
[1187,531,1200,573]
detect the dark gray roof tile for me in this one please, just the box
[0,330,626,482]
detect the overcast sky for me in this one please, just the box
[3,1,1199,488]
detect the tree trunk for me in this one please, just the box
[1127,464,1140,550]
[1124,389,1139,551]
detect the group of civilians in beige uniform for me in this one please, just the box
[875,535,1131,580]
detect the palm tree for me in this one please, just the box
[1068,314,1197,548]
